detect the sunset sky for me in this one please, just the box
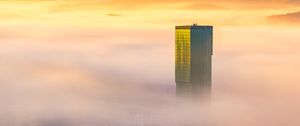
[0,0,300,125]
[1,0,300,27]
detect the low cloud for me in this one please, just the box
[1,26,300,125]
[268,11,300,24]
[106,13,122,17]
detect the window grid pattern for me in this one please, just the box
[175,29,190,82]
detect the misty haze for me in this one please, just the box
[1,1,300,126]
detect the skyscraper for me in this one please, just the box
[175,24,213,99]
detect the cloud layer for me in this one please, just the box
[0,24,300,125]
[0,1,300,125]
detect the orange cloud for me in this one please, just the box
[104,0,300,10]
[4,0,292,11]
[0,0,297,29]
[46,1,106,13]
[268,11,300,24]
[106,13,122,16]
[182,3,227,10]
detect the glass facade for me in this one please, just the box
[175,29,191,82]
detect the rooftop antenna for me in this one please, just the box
[192,22,197,26]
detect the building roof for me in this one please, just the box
[175,25,213,29]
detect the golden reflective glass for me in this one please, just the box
[175,29,190,82]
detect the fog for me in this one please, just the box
[0,26,300,126]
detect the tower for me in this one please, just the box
[175,24,213,99]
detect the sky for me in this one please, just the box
[0,0,300,126]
